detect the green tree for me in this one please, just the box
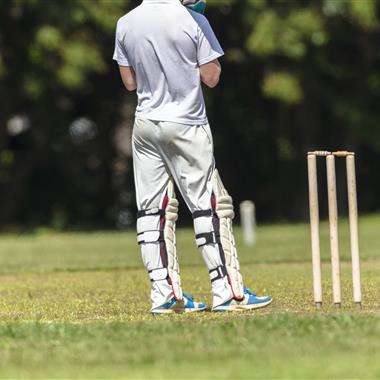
[1,0,380,227]
[0,0,133,227]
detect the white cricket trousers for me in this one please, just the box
[133,117,233,308]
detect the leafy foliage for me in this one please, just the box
[0,0,380,226]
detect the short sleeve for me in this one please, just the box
[113,22,131,67]
[197,18,224,66]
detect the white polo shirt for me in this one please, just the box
[113,0,224,125]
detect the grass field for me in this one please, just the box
[0,215,379,378]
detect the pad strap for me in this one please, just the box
[209,265,228,282]
[192,209,213,219]
[195,231,220,247]
[148,268,169,282]
[137,208,165,218]
[137,230,164,245]
[136,207,166,245]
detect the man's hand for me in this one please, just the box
[199,59,221,88]
[119,66,137,91]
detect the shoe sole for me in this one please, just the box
[152,306,207,315]
[184,306,207,313]
[212,298,273,312]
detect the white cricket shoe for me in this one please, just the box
[151,294,207,314]
[212,288,272,312]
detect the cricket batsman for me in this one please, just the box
[113,0,272,313]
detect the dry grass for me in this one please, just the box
[0,216,379,378]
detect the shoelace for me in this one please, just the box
[244,287,257,297]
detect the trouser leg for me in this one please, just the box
[133,118,182,309]
[154,121,242,307]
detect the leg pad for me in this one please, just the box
[137,179,183,301]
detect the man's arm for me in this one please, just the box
[119,66,137,91]
[196,17,223,88]
[199,59,221,88]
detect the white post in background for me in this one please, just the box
[239,201,256,246]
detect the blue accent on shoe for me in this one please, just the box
[244,287,272,305]
[152,293,207,314]
[157,297,177,310]
[212,287,272,312]
[216,298,233,308]
[183,294,195,309]
[183,294,207,310]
